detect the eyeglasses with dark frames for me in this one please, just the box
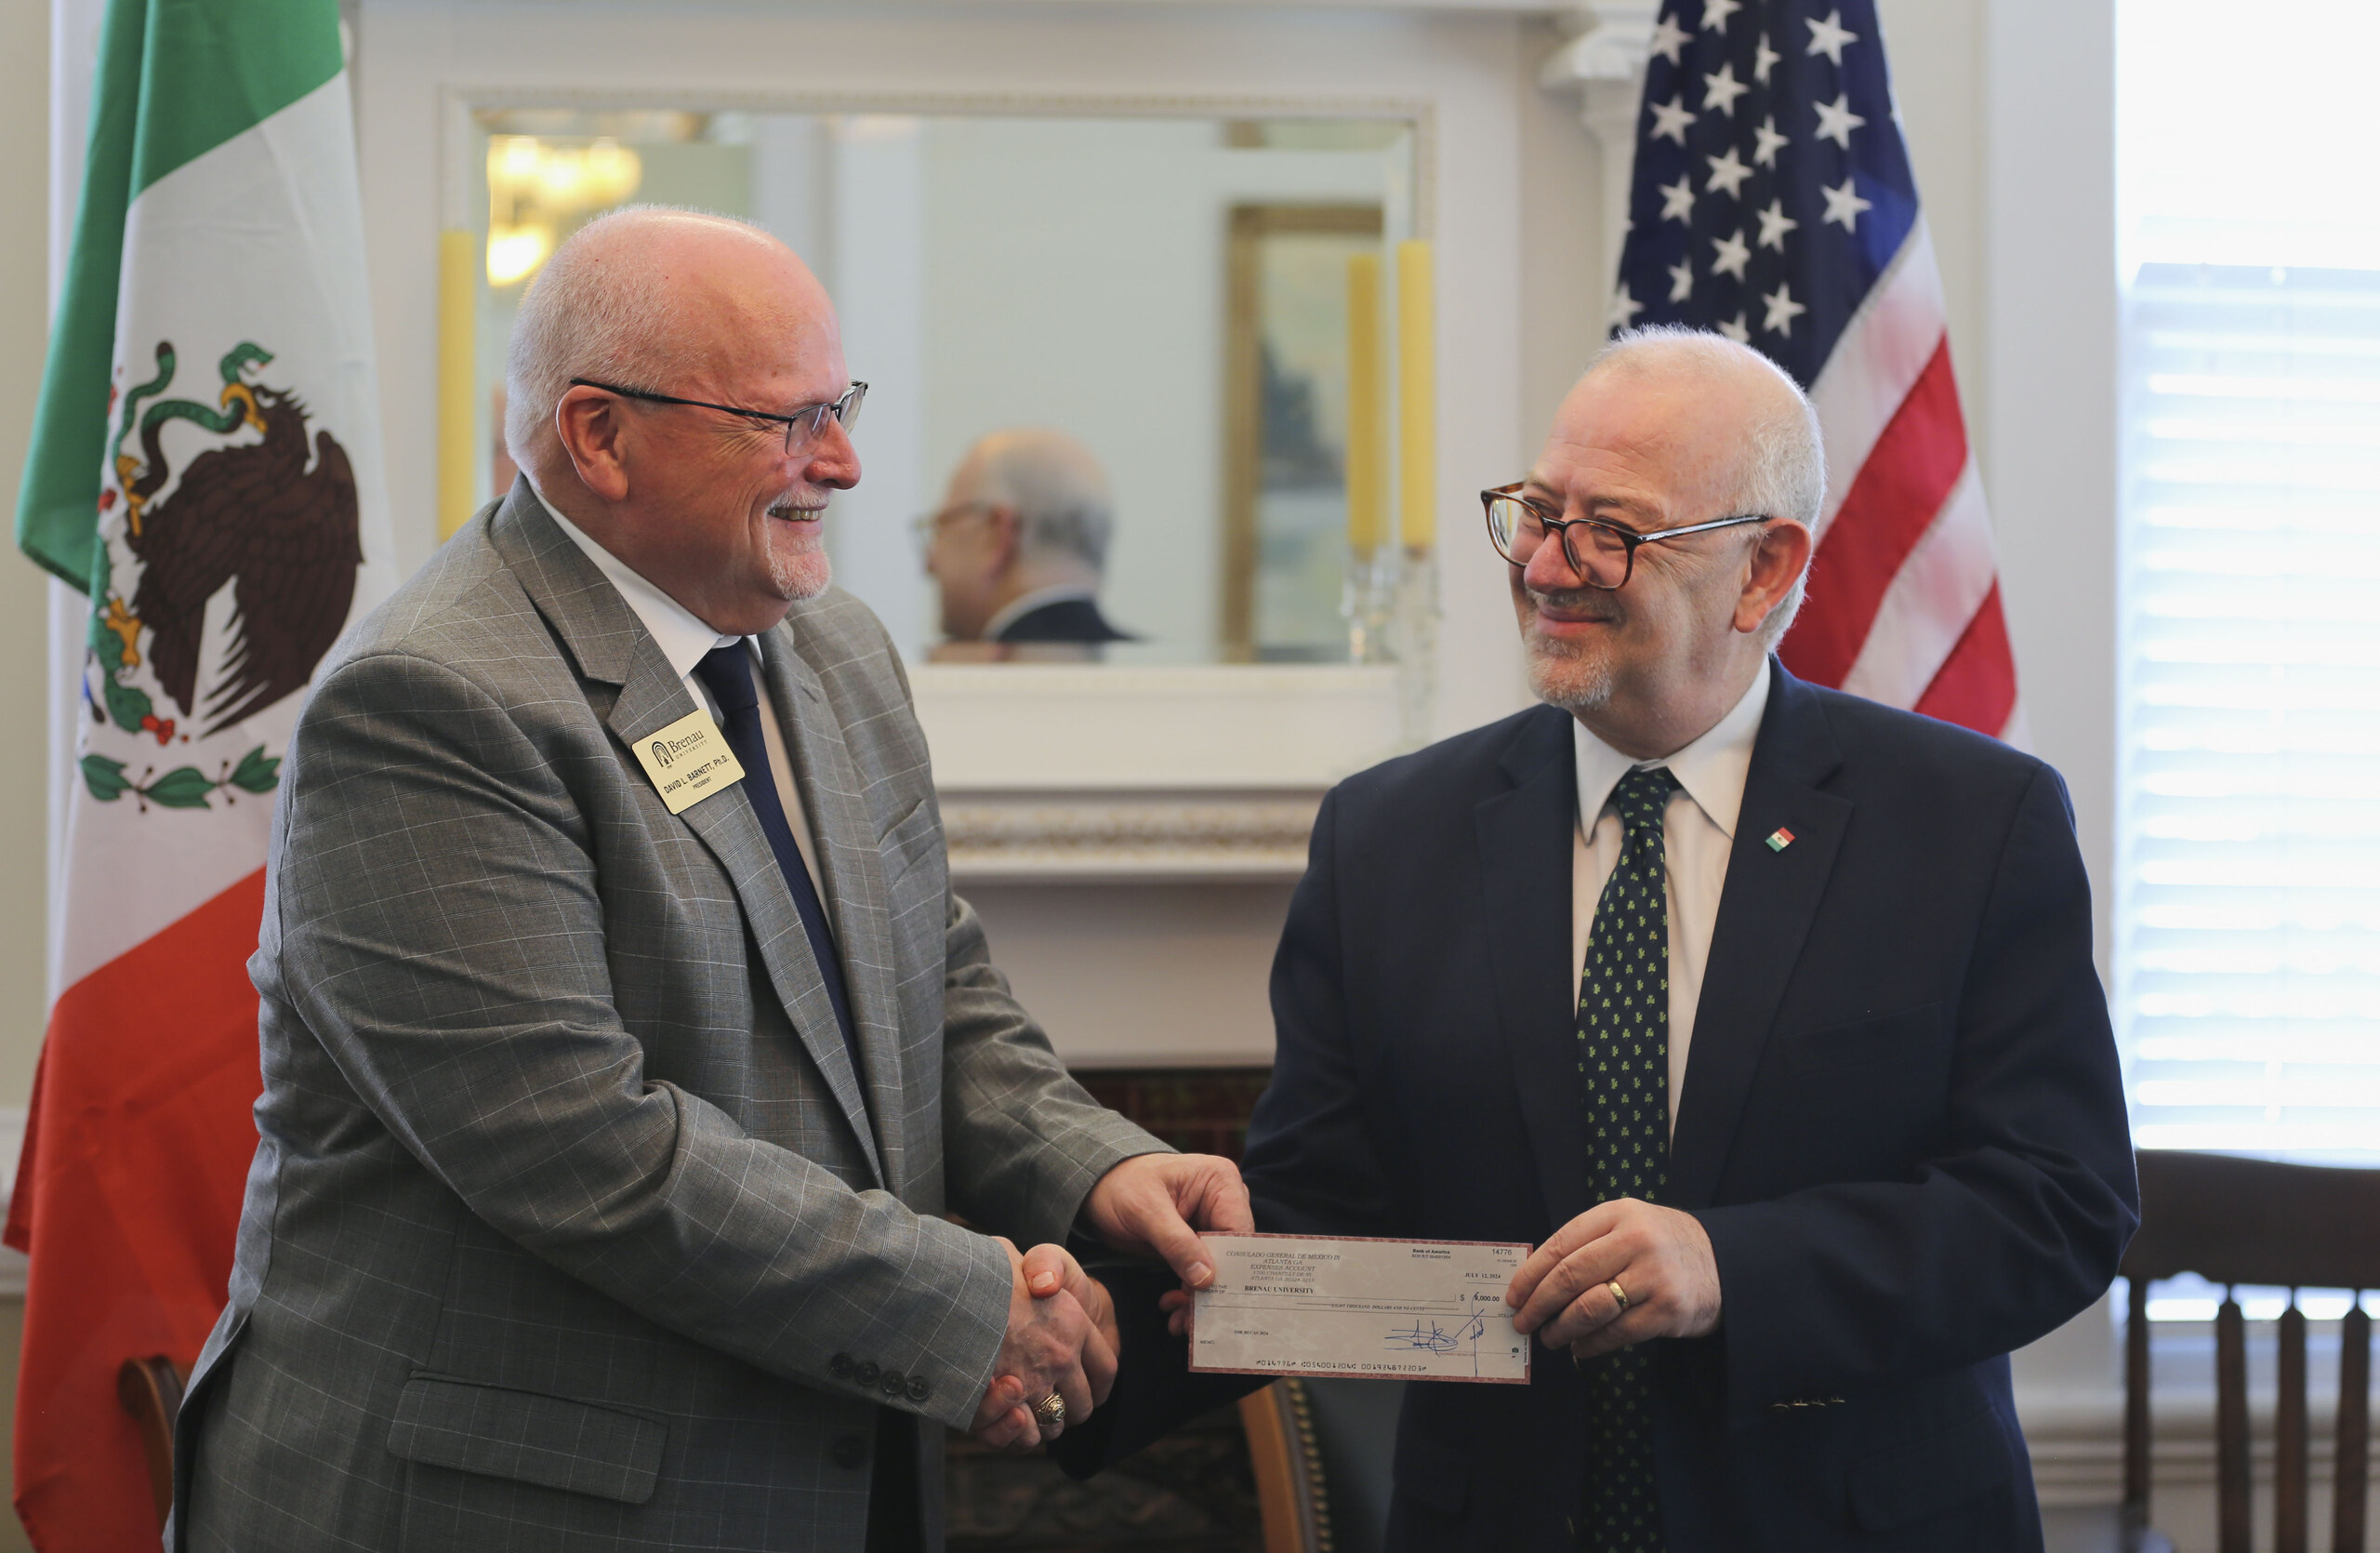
[907,500,994,551]
[1480,482,1769,591]
[568,378,868,457]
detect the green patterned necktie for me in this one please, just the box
[1576,763,1678,1553]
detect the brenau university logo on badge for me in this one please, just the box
[632,708,747,815]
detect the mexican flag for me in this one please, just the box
[8,0,391,1544]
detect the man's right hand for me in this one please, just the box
[969,1240,1117,1451]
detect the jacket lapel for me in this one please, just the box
[488,479,644,686]
[755,626,913,1194]
[1666,664,1849,1210]
[493,485,884,1184]
[1474,707,1594,1234]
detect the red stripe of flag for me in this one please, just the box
[1911,581,2019,735]
[1781,336,1969,688]
[7,870,265,1550]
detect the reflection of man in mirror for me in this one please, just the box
[922,429,1140,662]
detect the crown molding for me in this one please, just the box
[1538,1,1659,91]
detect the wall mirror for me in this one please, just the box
[351,1,1537,871]
[461,105,1421,670]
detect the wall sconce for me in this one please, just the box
[485,136,644,288]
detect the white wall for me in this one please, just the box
[3,3,51,1544]
[968,881,1295,1068]
[0,0,56,1115]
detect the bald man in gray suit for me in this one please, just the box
[172,208,1250,1553]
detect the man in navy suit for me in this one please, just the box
[1067,327,2135,1552]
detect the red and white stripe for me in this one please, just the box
[1779,219,2023,743]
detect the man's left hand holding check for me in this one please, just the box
[974,1151,1254,1451]
[1504,1197,1724,1359]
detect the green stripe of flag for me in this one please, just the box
[131,0,345,194]
[16,0,344,590]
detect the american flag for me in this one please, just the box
[1611,0,2021,739]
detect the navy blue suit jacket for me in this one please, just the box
[1068,665,2136,1552]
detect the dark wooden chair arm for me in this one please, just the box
[117,1354,186,1532]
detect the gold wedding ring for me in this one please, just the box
[1608,1281,1630,1313]
[1034,1391,1067,1433]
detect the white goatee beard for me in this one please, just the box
[1527,644,1614,712]
[769,546,833,603]
[1520,607,1615,712]
[765,498,834,601]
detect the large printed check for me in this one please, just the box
[1189,1233,1533,1384]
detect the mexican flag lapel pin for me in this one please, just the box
[1765,827,1795,852]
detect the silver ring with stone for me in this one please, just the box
[1034,1391,1067,1433]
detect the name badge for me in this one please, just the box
[631,708,747,815]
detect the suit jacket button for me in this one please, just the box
[855,1361,880,1388]
[880,1369,906,1398]
[906,1374,931,1403]
[831,1434,867,1469]
[829,1352,855,1380]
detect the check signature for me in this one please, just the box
[1383,1314,1488,1354]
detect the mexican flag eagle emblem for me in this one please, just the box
[83,338,365,807]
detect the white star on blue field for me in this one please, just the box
[1611,0,1920,388]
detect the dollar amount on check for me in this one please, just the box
[1190,1233,1532,1384]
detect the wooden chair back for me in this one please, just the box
[2122,1150,2380,1553]
[118,1354,186,1530]
[1240,1378,1333,1553]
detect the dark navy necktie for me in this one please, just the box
[1576,763,1678,1553]
[693,643,862,1078]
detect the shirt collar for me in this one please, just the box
[1571,657,1771,841]
[982,583,1099,644]
[536,491,741,681]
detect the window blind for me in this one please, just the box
[2110,0,2380,1322]
[2118,263,2380,1166]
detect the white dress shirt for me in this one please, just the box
[1571,658,1770,1134]
[540,496,823,890]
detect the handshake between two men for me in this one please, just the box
[975,1149,1727,1453]
[967,1148,1255,1451]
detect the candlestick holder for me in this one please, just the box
[1393,545,1438,749]
[1342,544,1397,665]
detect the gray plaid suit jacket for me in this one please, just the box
[172,484,1163,1550]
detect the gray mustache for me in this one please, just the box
[1526,588,1620,618]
